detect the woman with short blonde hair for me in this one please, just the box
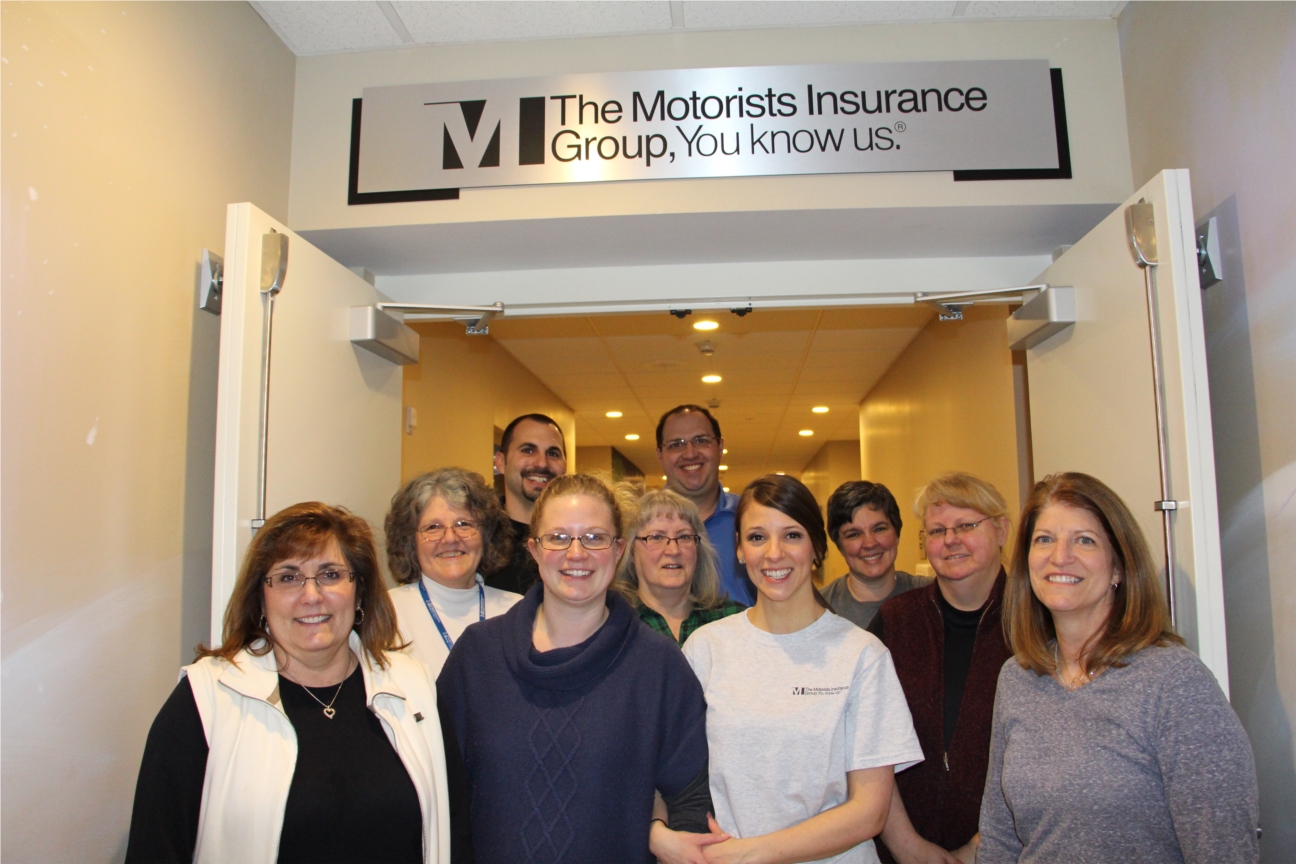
[871,472,1014,864]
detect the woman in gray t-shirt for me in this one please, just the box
[821,481,931,630]
[980,472,1258,864]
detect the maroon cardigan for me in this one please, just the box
[872,571,1012,861]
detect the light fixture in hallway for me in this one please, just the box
[812,406,829,413]
[799,429,814,436]
[702,374,722,383]
[625,433,640,440]
[693,320,719,331]
[606,410,623,418]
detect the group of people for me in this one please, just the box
[125,405,1260,864]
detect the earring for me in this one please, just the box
[354,606,365,627]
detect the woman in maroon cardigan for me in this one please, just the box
[867,473,1014,864]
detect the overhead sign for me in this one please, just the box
[350,60,1061,202]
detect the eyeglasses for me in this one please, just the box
[636,533,701,550]
[537,532,616,551]
[264,568,355,592]
[662,434,718,452]
[925,518,989,542]
[417,520,480,542]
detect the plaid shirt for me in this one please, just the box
[636,600,747,646]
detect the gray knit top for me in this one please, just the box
[979,644,1258,864]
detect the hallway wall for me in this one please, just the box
[402,322,575,483]
[1118,4,1296,858]
[858,305,1022,576]
[0,3,296,861]
[801,439,863,583]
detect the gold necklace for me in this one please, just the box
[1053,643,1093,692]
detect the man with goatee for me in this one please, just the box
[487,414,568,594]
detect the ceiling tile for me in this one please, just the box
[683,1,958,29]
[391,1,673,45]
[256,1,402,54]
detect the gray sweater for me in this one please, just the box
[979,644,1258,864]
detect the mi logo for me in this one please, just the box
[424,97,547,169]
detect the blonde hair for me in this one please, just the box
[914,472,1010,522]
[613,488,726,611]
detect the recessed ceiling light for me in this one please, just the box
[719,465,729,471]
[776,472,786,475]
[662,475,668,480]
[693,320,719,331]
[702,374,722,383]
[625,433,640,441]
[605,410,623,418]
[722,448,728,454]
[812,406,829,414]
[723,487,730,492]
[799,429,814,436]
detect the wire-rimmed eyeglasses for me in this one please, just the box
[635,533,701,550]
[662,434,718,452]
[537,532,616,551]
[417,520,480,542]
[925,518,990,542]
[263,568,355,592]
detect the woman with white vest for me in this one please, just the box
[384,468,523,680]
[125,502,449,864]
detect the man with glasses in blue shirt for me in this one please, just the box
[655,405,754,606]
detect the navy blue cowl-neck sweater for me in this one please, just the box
[436,585,709,864]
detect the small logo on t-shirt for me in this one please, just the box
[791,685,848,696]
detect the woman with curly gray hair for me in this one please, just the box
[615,487,745,645]
[385,467,522,677]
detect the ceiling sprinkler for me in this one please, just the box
[697,340,715,356]
[707,398,721,409]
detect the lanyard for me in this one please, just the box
[418,577,485,651]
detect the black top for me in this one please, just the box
[125,665,423,864]
[483,517,538,596]
[867,588,993,752]
[935,590,989,752]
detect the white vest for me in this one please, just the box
[183,634,450,864]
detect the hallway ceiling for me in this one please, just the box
[252,1,1127,56]
[481,304,935,492]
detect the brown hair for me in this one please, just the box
[1005,472,1182,678]
[198,502,403,667]
[613,487,726,611]
[384,467,511,584]
[736,475,832,610]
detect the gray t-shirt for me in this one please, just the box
[979,644,1259,864]
[683,610,923,864]
[821,570,931,630]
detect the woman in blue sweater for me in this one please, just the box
[436,474,721,864]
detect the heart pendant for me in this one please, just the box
[323,706,336,719]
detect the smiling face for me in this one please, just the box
[416,495,483,590]
[923,502,1009,586]
[838,505,899,583]
[262,537,357,667]
[494,419,567,510]
[528,494,625,610]
[633,513,699,595]
[1028,502,1119,632]
[739,501,817,606]
[657,411,723,504]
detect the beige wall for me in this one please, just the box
[402,323,575,482]
[289,18,1131,232]
[858,305,1022,575]
[1119,4,1296,858]
[800,439,863,584]
[0,3,295,861]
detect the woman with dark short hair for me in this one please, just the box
[385,468,521,678]
[683,475,922,864]
[978,472,1258,863]
[614,487,745,646]
[126,502,449,864]
[823,481,932,630]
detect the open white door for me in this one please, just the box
[211,203,403,642]
[1027,170,1227,692]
